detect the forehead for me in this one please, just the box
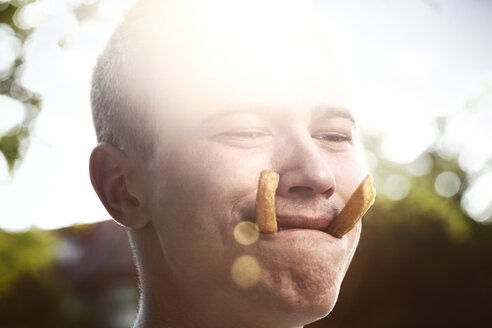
[131,0,348,125]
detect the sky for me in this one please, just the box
[0,0,491,231]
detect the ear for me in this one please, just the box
[89,143,150,229]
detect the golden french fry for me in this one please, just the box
[255,170,280,233]
[326,174,376,238]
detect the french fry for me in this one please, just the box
[326,174,376,238]
[255,170,280,233]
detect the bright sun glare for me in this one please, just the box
[0,0,491,231]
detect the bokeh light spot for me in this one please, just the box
[0,95,25,135]
[233,221,259,246]
[381,120,438,164]
[434,171,461,198]
[0,24,22,78]
[458,149,487,174]
[462,172,492,223]
[406,153,433,176]
[383,174,410,201]
[231,255,261,288]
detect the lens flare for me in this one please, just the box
[231,255,261,288]
[233,221,260,246]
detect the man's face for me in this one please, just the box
[140,77,363,326]
[134,2,363,325]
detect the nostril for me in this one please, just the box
[322,187,335,199]
[286,184,335,198]
[287,186,315,196]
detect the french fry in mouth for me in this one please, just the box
[255,170,280,233]
[326,174,376,238]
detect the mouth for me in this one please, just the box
[275,215,333,232]
[234,197,336,234]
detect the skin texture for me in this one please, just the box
[89,1,365,327]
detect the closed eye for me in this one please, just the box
[312,132,352,152]
[312,133,351,143]
[224,130,269,139]
[213,129,271,148]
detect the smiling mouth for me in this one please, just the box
[245,215,332,233]
[277,227,313,232]
[254,170,333,233]
[276,227,325,232]
[275,215,332,232]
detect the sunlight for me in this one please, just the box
[1,0,491,230]
[462,172,492,222]
[435,171,461,198]
[383,174,410,201]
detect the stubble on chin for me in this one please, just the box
[253,245,346,318]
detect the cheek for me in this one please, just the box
[151,141,252,205]
[163,140,267,197]
[146,141,268,280]
[330,151,363,199]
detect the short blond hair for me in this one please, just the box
[90,1,159,158]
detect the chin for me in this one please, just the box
[258,264,343,327]
[279,280,340,326]
[260,289,340,328]
[256,251,343,327]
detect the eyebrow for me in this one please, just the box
[200,108,266,124]
[200,104,356,124]
[313,104,356,123]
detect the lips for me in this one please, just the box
[275,215,333,231]
[233,197,337,233]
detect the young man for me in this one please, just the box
[89,0,365,326]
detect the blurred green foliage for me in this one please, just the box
[0,228,58,294]
[0,0,41,172]
[0,227,105,328]
[375,151,472,242]
[0,126,28,170]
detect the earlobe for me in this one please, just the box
[89,143,150,229]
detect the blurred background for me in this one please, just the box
[1,0,491,327]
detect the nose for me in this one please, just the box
[273,129,335,199]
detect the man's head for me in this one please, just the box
[89,0,364,326]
